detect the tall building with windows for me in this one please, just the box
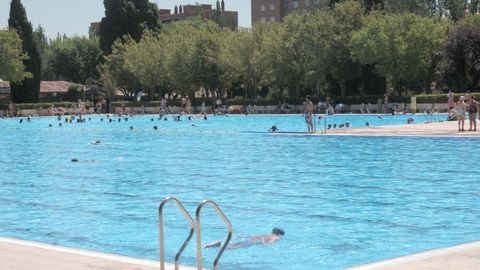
[251,0,328,24]
[159,1,238,29]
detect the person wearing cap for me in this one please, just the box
[204,227,285,250]
[303,96,314,133]
[455,96,467,131]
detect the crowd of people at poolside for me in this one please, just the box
[5,90,480,133]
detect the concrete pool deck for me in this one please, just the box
[346,241,480,270]
[325,121,480,137]
[1,237,480,270]
[0,237,195,270]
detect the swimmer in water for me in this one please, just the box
[204,227,285,250]
[71,158,99,163]
[91,140,101,145]
[268,125,279,132]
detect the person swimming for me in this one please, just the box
[71,158,99,163]
[268,125,279,132]
[204,227,285,250]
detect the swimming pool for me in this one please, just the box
[1,114,479,270]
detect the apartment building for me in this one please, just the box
[159,1,238,29]
[251,0,328,24]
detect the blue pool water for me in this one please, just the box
[1,114,479,270]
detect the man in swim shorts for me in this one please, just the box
[204,227,285,250]
[303,96,314,133]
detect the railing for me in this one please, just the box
[195,200,233,270]
[158,197,195,270]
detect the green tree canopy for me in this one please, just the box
[46,36,102,84]
[8,0,42,103]
[0,29,30,82]
[438,24,480,91]
[351,13,450,93]
[99,0,160,54]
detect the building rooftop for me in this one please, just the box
[0,81,74,94]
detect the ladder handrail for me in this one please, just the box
[195,200,233,270]
[159,197,195,270]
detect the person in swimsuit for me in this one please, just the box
[468,96,478,131]
[455,96,467,131]
[447,90,455,113]
[268,125,279,132]
[204,227,285,250]
[303,96,314,133]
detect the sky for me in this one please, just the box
[0,0,251,38]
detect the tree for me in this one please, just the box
[8,0,42,103]
[46,36,102,84]
[437,25,480,91]
[191,34,222,100]
[443,0,468,21]
[99,0,160,54]
[33,25,56,81]
[308,1,364,97]
[351,13,450,93]
[99,39,138,97]
[470,0,479,14]
[123,31,169,98]
[0,29,30,82]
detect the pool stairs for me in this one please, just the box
[159,197,233,270]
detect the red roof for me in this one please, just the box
[0,81,76,93]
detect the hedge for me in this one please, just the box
[15,102,77,110]
[334,95,410,104]
[415,93,480,103]
[112,98,207,108]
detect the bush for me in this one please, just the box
[16,102,76,110]
[334,95,410,104]
[416,93,480,103]
[66,84,85,102]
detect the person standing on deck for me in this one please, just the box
[468,96,478,131]
[447,90,455,113]
[303,96,314,133]
[455,96,467,131]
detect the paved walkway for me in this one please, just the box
[346,241,480,270]
[327,121,480,137]
[0,237,195,270]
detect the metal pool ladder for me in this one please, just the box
[158,197,233,270]
[159,197,195,270]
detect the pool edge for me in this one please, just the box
[345,241,480,270]
[0,236,197,270]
